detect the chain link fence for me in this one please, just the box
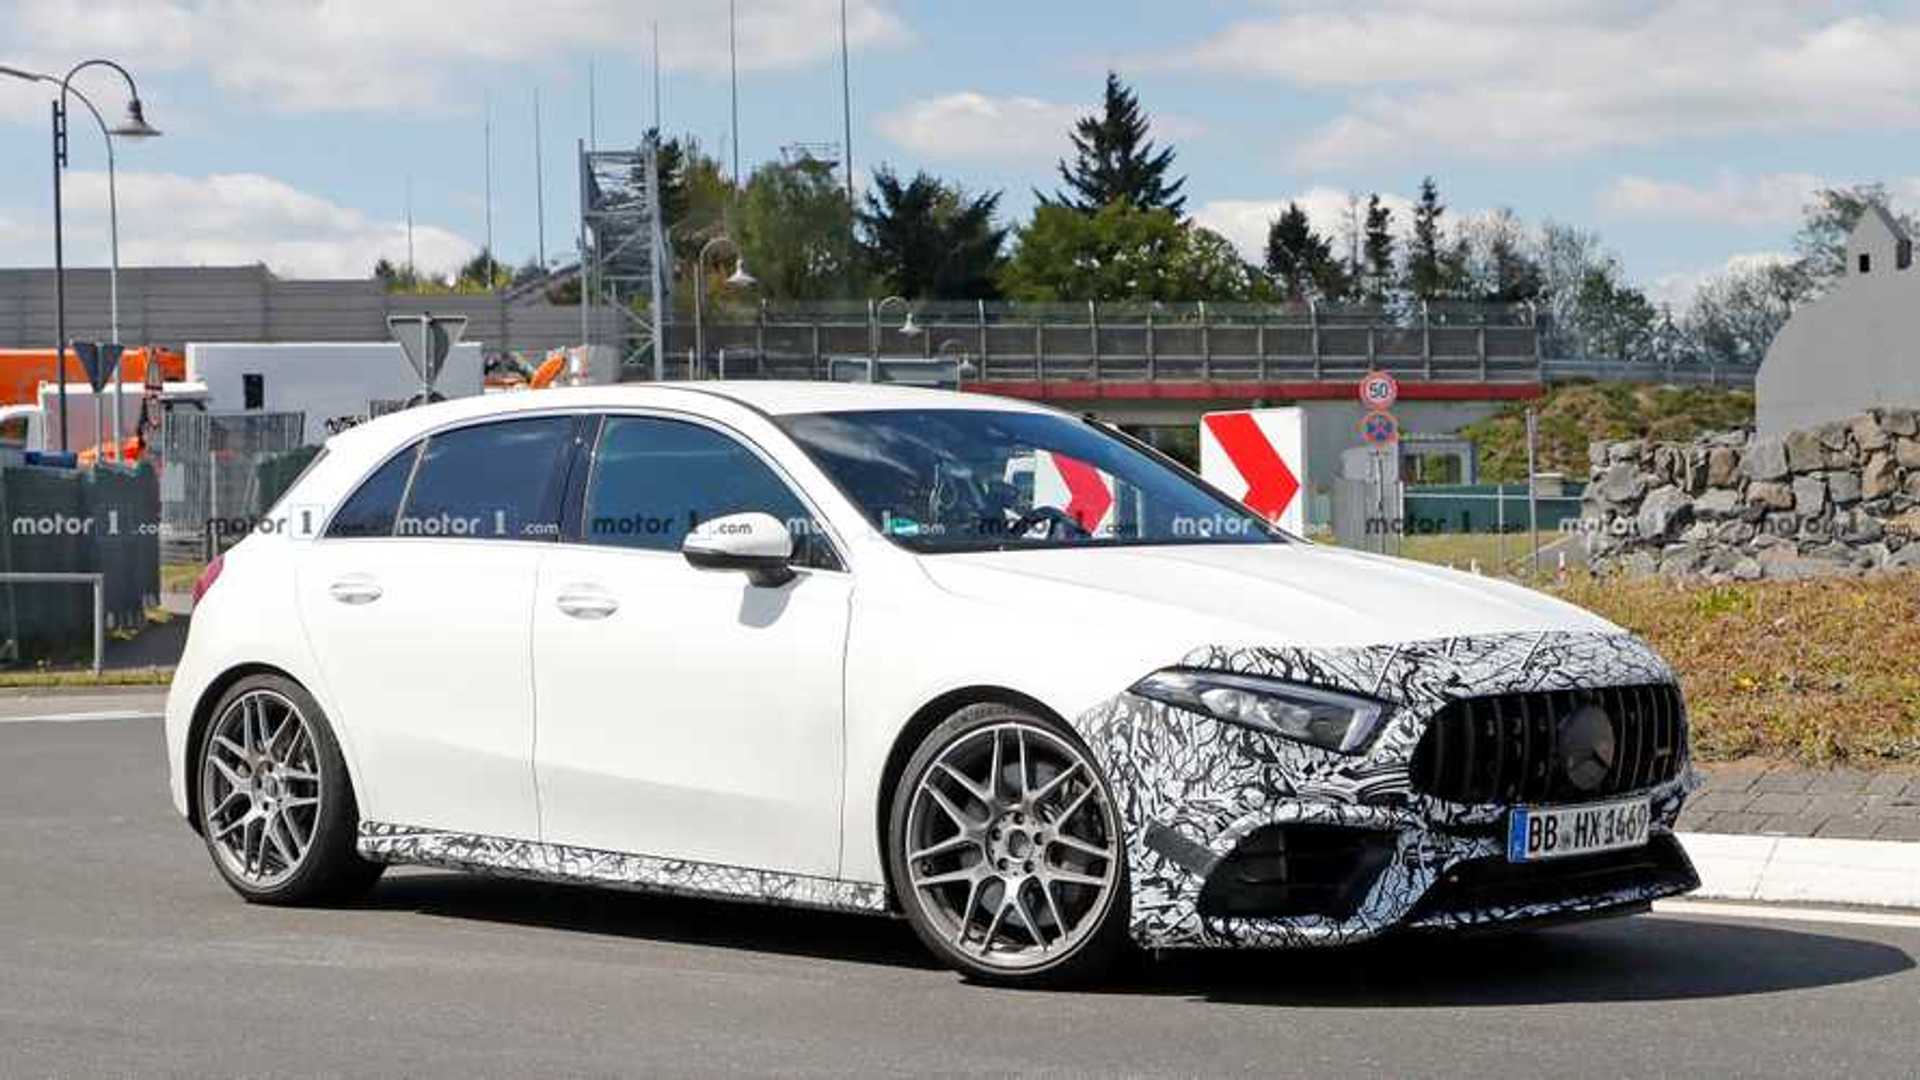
[157,411,307,563]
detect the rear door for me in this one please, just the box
[295,413,580,840]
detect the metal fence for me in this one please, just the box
[668,299,1546,385]
[0,460,159,664]
[158,411,307,561]
[663,299,1761,388]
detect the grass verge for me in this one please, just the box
[0,666,173,688]
[1550,571,1920,766]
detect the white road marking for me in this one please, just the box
[1654,898,1920,930]
[0,709,161,724]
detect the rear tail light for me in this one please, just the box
[191,553,224,606]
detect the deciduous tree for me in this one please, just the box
[1000,202,1246,302]
[736,157,863,300]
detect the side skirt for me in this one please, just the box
[358,821,890,916]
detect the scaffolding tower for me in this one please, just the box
[578,135,668,378]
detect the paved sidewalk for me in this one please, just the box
[1682,762,1920,841]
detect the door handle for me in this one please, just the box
[555,587,619,620]
[328,577,382,605]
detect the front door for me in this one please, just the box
[531,414,850,875]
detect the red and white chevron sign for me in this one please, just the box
[1033,451,1117,535]
[1199,408,1306,535]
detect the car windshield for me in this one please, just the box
[778,408,1284,553]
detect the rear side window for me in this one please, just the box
[398,416,573,542]
[582,416,838,569]
[326,444,417,538]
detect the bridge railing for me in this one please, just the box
[653,299,1761,387]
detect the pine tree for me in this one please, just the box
[1407,176,1446,300]
[1264,202,1333,300]
[1046,71,1186,215]
[1362,194,1395,301]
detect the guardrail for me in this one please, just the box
[1540,358,1757,388]
[0,571,104,675]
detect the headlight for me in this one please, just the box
[1129,669,1388,754]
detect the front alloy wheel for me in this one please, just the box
[891,703,1128,985]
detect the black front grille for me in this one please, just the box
[1406,832,1698,922]
[1409,683,1686,806]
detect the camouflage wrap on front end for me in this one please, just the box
[1071,630,1699,949]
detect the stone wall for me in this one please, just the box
[1582,408,1920,580]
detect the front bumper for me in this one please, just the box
[1072,629,1701,950]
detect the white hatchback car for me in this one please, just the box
[166,382,1698,985]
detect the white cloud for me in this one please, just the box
[1648,251,1796,309]
[0,171,477,279]
[876,93,1084,163]
[1193,189,1417,261]
[876,90,1202,165]
[1598,173,1828,228]
[1161,2,1920,167]
[1,0,910,113]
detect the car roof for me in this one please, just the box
[322,380,1059,455]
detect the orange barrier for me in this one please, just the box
[0,347,185,406]
[528,353,566,389]
[77,435,146,467]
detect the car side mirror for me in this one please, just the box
[681,512,797,588]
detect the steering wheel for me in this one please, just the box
[1006,505,1091,541]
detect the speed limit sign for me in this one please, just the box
[1358,370,1399,411]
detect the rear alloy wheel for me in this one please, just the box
[890,703,1128,986]
[197,674,382,904]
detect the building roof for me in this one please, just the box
[1854,202,1910,245]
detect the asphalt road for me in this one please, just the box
[3,706,1917,1078]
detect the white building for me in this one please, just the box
[1759,204,1920,435]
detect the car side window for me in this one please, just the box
[396,416,574,542]
[325,442,419,538]
[581,416,839,570]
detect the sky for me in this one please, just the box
[5,0,1920,309]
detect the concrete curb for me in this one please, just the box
[1679,831,1920,909]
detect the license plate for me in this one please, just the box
[1507,797,1650,862]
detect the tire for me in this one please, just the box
[888,702,1131,987]
[195,673,384,905]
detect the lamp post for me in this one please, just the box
[872,294,920,356]
[4,66,143,459]
[692,234,755,378]
[12,59,159,453]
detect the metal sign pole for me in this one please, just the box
[1497,479,1507,570]
[1525,407,1540,577]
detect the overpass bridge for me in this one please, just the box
[674,299,1758,408]
[680,300,1757,503]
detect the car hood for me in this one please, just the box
[917,542,1619,652]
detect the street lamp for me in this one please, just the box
[10,58,160,453]
[692,234,755,377]
[2,63,158,460]
[873,294,920,351]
